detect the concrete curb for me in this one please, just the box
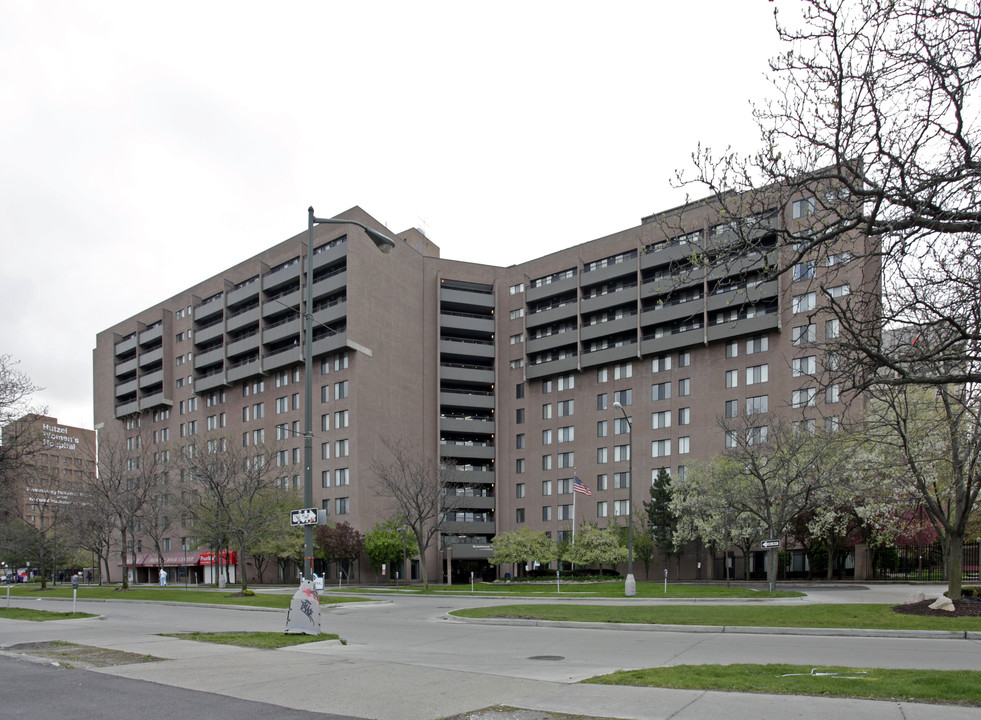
[446,615,977,640]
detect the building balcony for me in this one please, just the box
[440,520,496,535]
[114,357,138,377]
[705,280,778,314]
[443,495,496,511]
[138,390,167,411]
[439,441,495,461]
[114,399,140,418]
[262,345,303,372]
[193,321,223,345]
[114,378,138,398]
[641,267,706,299]
[439,416,495,436]
[525,332,577,355]
[439,389,495,411]
[581,257,638,287]
[138,324,163,346]
[263,288,301,319]
[439,312,494,335]
[580,287,638,315]
[639,328,705,355]
[579,343,638,369]
[312,299,346,329]
[443,466,496,484]
[262,318,301,346]
[440,287,495,310]
[226,332,260,358]
[193,346,224,370]
[640,298,705,327]
[194,370,227,393]
[226,306,260,333]
[440,363,495,385]
[524,355,579,380]
[312,270,347,301]
[526,274,578,303]
[639,239,701,269]
[580,315,636,342]
[440,338,495,360]
[138,347,163,368]
[311,332,347,358]
[523,303,577,330]
[705,312,780,343]
[226,279,260,307]
[138,368,164,389]
[194,296,223,323]
[226,356,261,383]
[114,334,137,357]
[262,260,301,293]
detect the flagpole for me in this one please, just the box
[572,472,577,543]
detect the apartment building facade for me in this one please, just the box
[94,188,876,584]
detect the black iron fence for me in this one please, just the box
[870,542,981,583]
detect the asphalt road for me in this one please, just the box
[2,583,981,720]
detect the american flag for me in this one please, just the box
[573,475,592,496]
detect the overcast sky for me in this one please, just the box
[1,1,791,430]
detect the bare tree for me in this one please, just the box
[91,421,162,590]
[372,437,458,589]
[179,434,295,593]
[0,356,45,518]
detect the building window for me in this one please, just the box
[516,408,525,424]
[726,340,738,358]
[793,261,815,281]
[747,426,768,445]
[542,506,552,521]
[652,355,672,373]
[510,333,524,345]
[558,399,574,417]
[614,472,630,489]
[320,385,330,403]
[542,379,552,394]
[597,447,608,464]
[792,356,816,377]
[613,362,632,380]
[276,396,288,414]
[826,384,840,403]
[678,437,691,454]
[825,416,840,432]
[597,393,608,410]
[542,429,552,445]
[793,197,816,218]
[516,433,525,449]
[614,444,631,461]
[321,470,330,488]
[597,419,608,437]
[335,468,350,486]
[652,439,671,458]
[557,478,572,495]
[746,395,769,415]
[542,403,552,420]
[678,407,690,425]
[334,380,349,400]
[509,283,525,295]
[651,382,671,401]
[828,284,851,298]
[558,451,574,468]
[557,374,575,391]
[725,430,737,448]
[597,367,608,383]
[542,480,553,496]
[652,410,671,430]
[558,504,574,521]
[516,382,525,399]
[321,442,330,460]
[795,419,817,434]
[516,483,526,499]
[596,501,607,518]
[516,508,526,523]
[335,439,350,457]
[614,388,632,406]
[614,500,630,517]
[826,318,840,339]
[510,308,524,320]
[678,378,691,397]
[335,497,349,515]
[678,350,691,367]
[792,292,816,314]
[793,324,816,345]
[746,335,768,354]
[746,364,769,384]
[516,458,525,474]
[725,370,738,388]
[557,426,574,443]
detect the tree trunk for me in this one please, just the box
[119,527,130,590]
[946,533,964,600]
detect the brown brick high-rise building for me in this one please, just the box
[94,187,877,585]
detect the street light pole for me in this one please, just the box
[613,401,636,596]
[303,208,396,580]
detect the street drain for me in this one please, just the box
[528,655,564,661]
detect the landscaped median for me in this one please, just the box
[1,585,368,609]
[354,581,805,599]
[450,603,981,634]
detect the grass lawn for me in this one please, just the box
[3,586,366,609]
[452,603,981,631]
[163,631,340,649]
[0,607,97,621]
[586,664,981,706]
[368,582,803,599]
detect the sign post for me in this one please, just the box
[762,540,781,593]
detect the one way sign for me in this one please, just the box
[290,507,320,526]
